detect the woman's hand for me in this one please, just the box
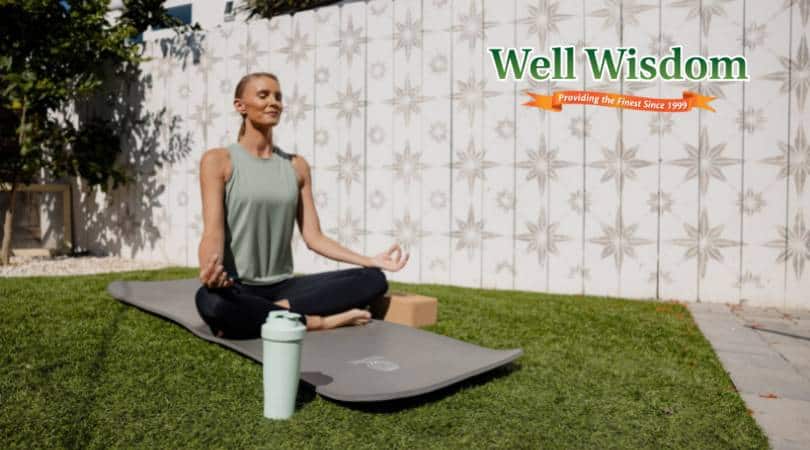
[199,254,234,289]
[369,244,409,272]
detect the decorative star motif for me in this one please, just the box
[741,22,768,50]
[496,190,515,212]
[233,33,267,73]
[328,210,364,247]
[671,0,735,36]
[190,102,220,144]
[450,139,498,192]
[384,78,430,126]
[767,209,810,279]
[449,206,499,260]
[332,15,366,67]
[452,71,499,125]
[429,121,448,143]
[518,136,575,194]
[737,189,765,216]
[589,135,653,192]
[590,0,655,39]
[368,125,385,145]
[495,119,515,139]
[519,0,573,48]
[452,2,494,51]
[430,54,448,74]
[369,189,386,210]
[649,33,677,56]
[384,142,427,190]
[370,62,386,80]
[328,82,366,127]
[327,144,362,192]
[649,114,674,136]
[736,107,767,134]
[315,67,330,84]
[516,209,570,266]
[568,190,591,214]
[283,85,313,127]
[569,116,591,139]
[393,9,422,60]
[589,210,653,270]
[196,51,222,77]
[430,190,448,209]
[735,271,764,289]
[669,127,739,194]
[278,23,313,67]
[764,35,810,110]
[761,127,810,195]
[647,191,673,215]
[784,0,810,26]
[672,209,738,279]
[385,211,428,251]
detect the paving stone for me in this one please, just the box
[741,394,810,450]
[717,351,810,401]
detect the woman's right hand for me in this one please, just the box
[199,254,234,289]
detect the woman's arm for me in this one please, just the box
[292,155,373,266]
[198,148,234,288]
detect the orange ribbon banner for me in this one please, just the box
[523,90,716,113]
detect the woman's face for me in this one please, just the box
[234,76,283,129]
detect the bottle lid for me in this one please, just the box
[261,310,306,341]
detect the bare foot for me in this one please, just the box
[321,309,372,330]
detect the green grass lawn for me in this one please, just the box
[0,268,766,449]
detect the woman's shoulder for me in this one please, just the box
[200,147,233,180]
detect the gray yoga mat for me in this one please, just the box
[107,279,523,402]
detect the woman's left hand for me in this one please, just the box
[369,244,409,272]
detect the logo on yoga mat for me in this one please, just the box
[350,355,400,372]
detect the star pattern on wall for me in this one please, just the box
[517,136,575,194]
[332,15,366,67]
[737,189,765,216]
[328,209,365,247]
[672,209,738,279]
[669,128,739,195]
[328,82,366,127]
[279,23,313,67]
[763,35,810,110]
[647,191,674,215]
[233,33,267,73]
[449,206,499,260]
[516,209,570,266]
[766,209,810,279]
[761,127,810,195]
[452,1,494,51]
[385,211,428,252]
[590,0,654,39]
[283,84,313,127]
[450,139,498,192]
[589,135,653,192]
[518,0,572,48]
[327,144,362,192]
[384,142,427,190]
[589,210,653,271]
[384,78,431,126]
[452,71,499,126]
[671,0,735,36]
[393,9,422,60]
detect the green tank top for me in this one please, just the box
[222,142,298,285]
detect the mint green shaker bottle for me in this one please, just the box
[261,310,306,420]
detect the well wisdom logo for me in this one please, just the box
[489,46,748,113]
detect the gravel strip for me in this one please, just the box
[0,256,173,277]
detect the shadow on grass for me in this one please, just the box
[317,361,523,414]
[64,304,128,449]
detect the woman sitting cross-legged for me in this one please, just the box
[195,72,409,339]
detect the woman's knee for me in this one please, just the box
[362,267,388,296]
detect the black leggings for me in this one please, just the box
[194,267,388,339]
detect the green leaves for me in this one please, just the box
[0,0,178,188]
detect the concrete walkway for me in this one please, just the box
[688,303,810,450]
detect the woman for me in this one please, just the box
[195,72,409,339]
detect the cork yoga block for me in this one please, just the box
[369,292,438,328]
